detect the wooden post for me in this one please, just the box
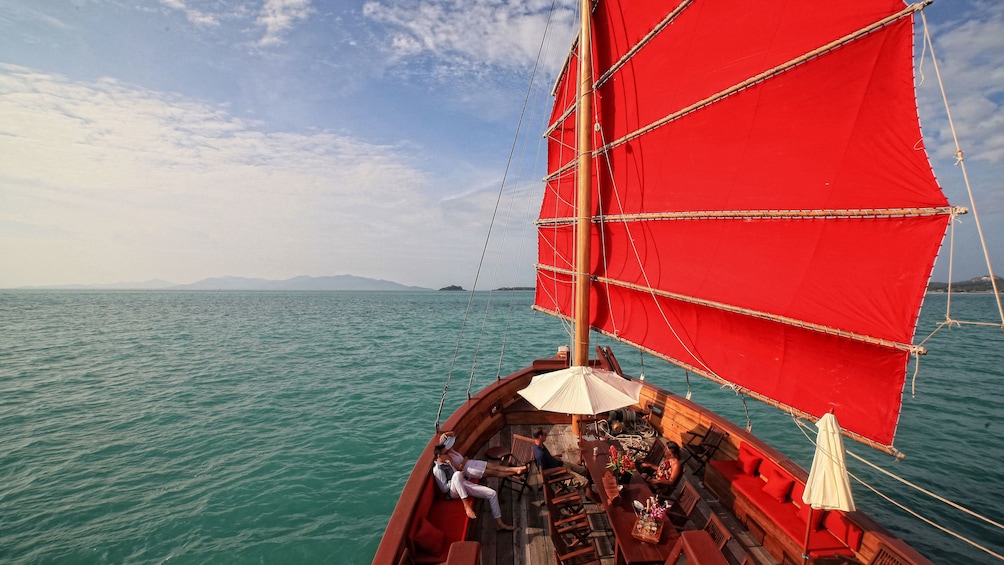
[571,0,594,439]
[573,0,593,370]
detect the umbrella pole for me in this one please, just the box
[802,507,814,562]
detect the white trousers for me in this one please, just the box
[448,470,501,519]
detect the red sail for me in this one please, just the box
[535,0,950,449]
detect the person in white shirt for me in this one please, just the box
[431,445,515,531]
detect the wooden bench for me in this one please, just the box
[407,474,473,564]
[706,442,862,563]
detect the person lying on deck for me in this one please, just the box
[432,444,516,532]
[532,428,590,488]
[438,431,527,480]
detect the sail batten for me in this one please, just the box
[536,206,964,224]
[536,0,948,447]
[595,2,929,154]
[536,263,926,354]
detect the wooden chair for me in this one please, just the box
[550,520,601,565]
[499,434,536,498]
[638,436,667,471]
[666,481,701,528]
[546,495,593,549]
[542,466,576,498]
[681,424,727,475]
[542,468,585,516]
[702,513,731,551]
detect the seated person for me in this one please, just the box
[431,445,515,531]
[439,431,527,479]
[532,428,590,488]
[641,443,682,499]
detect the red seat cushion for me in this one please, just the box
[738,444,762,476]
[763,468,795,503]
[413,517,446,555]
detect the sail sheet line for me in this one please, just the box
[535,263,925,354]
[593,2,928,157]
[534,206,964,225]
[593,0,693,89]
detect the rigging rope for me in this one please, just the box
[920,12,1004,327]
[792,417,1004,561]
[435,0,563,431]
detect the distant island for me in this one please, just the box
[439,285,464,291]
[927,275,1003,293]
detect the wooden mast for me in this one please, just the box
[573,0,593,369]
[571,0,594,438]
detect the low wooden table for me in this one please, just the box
[581,438,678,565]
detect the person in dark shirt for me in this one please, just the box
[532,428,589,487]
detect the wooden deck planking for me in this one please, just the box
[468,423,617,565]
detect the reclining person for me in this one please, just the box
[438,431,527,479]
[431,444,515,531]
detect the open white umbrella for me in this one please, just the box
[801,412,855,560]
[517,366,642,415]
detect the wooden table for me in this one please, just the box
[581,438,678,565]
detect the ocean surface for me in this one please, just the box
[1,290,1001,564]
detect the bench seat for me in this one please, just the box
[408,475,472,563]
[708,442,861,562]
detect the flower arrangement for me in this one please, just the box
[643,496,668,520]
[606,445,636,475]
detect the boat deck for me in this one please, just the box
[469,423,775,565]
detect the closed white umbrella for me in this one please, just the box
[801,412,855,560]
[517,366,642,415]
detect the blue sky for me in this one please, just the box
[0,0,1001,289]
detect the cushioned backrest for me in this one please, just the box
[737,443,763,476]
[412,475,436,538]
[756,456,783,484]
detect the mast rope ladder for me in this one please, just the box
[793,418,1004,561]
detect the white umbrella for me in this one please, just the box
[801,412,855,560]
[517,366,642,415]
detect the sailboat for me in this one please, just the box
[375,1,1001,564]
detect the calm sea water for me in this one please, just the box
[1,291,1001,564]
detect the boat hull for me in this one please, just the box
[374,356,933,565]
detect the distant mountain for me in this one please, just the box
[15,275,430,291]
[172,275,429,291]
[928,275,1003,293]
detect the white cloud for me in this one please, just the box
[256,0,313,47]
[362,0,577,76]
[0,64,515,287]
[159,0,219,27]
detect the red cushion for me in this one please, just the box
[738,444,762,476]
[798,504,825,531]
[763,469,794,503]
[413,517,446,555]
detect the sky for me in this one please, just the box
[1,0,1002,289]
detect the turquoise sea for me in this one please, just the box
[1,290,1001,564]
